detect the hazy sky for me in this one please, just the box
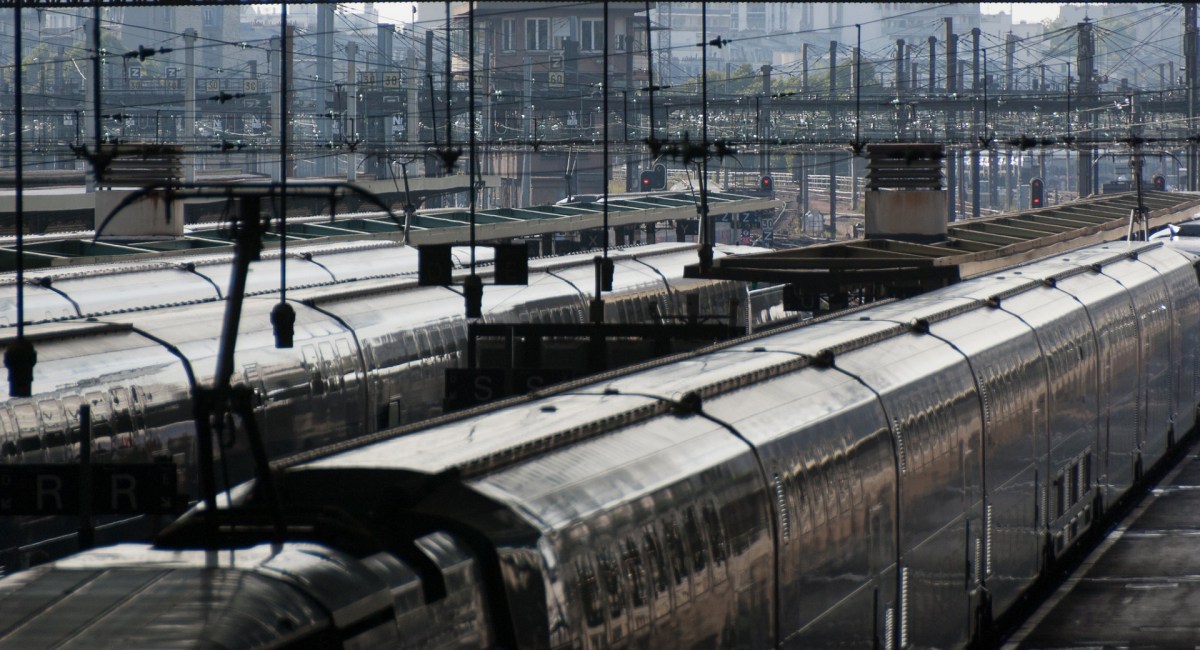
[980,3,1064,24]
[376,3,1068,28]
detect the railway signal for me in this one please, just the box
[1153,175,1166,191]
[1031,178,1044,208]
[640,165,667,192]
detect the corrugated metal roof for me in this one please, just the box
[689,191,1200,296]
[0,191,780,270]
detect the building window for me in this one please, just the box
[501,18,515,52]
[202,8,215,27]
[747,3,766,30]
[526,18,549,51]
[581,19,603,52]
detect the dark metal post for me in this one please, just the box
[829,41,838,97]
[945,20,957,222]
[1077,21,1096,197]
[78,404,93,551]
[971,27,980,220]
[829,152,837,238]
[928,36,937,91]
[1186,5,1198,190]
[1005,32,1017,91]
[801,42,809,93]
[699,4,712,270]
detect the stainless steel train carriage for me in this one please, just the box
[0,243,772,570]
[1,239,1195,649]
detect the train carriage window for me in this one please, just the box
[428,326,446,358]
[1070,462,1081,507]
[911,413,928,470]
[61,395,82,444]
[318,342,341,391]
[1083,453,1092,491]
[805,462,826,531]
[622,538,650,630]
[1055,471,1066,520]
[451,320,469,356]
[415,330,434,373]
[0,408,12,445]
[794,476,812,535]
[84,392,112,440]
[818,464,837,524]
[301,345,324,395]
[622,538,647,609]
[835,458,852,515]
[1,441,15,458]
[241,363,267,407]
[576,560,605,629]
[641,527,671,618]
[683,506,709,594]
[110,387,134,435]
[129,386,147,428]
[663,517,691,605]
[703,501,728,584]
[37,400,67,449]
[14,404,40,453]
[336,339,359,381]
[401,333,418,365]
[596,548,626,641]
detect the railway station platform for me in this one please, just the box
[1003,440,1200,647]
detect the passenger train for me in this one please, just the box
[0,239,491,327]
[0,242,779,569]
[0,237,1193,648]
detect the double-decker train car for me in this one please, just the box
[0,243,776,571]
[1,239,1193,648]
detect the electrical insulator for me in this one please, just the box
[271,302,296,349]
[5,337,36,398]
[464,274,483,318]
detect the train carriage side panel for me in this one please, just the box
[470,413,774,649]
[0,325,191,468]
[128,297,366,468]
[702,361,897,648]
[309,284,465,428]
[1089,251,1176,469]
[923,304,1047,622]
[833,326,983,650]
[989,286,1099,564]
[1128,245,1200,441]
[1054,270,1142,503]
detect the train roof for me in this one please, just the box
[0,542,422,649]
[278,239,1186,485]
